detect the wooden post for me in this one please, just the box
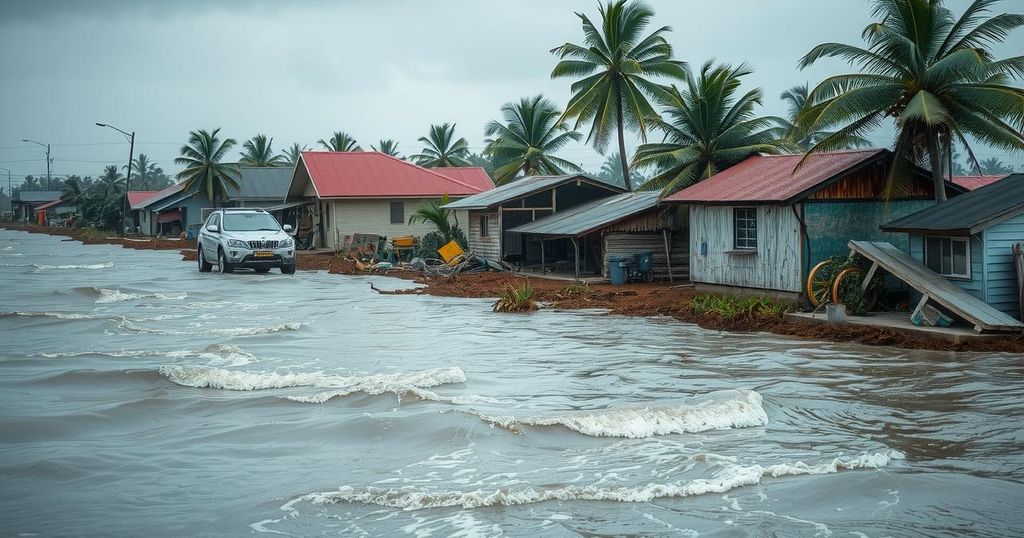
[571,237,580,282]
[860,261,878,292]
[662,228,674,283]
[540,238,545,275]
[911,293,930,321]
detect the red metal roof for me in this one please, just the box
[127,190,160,209]
[33,199,64,212]
[432,167,494,191]
[952,175,1007,190]
[136,182,187,209]
[299,152,493,198]
[664,149,888,204]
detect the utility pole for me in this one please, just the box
[95,123,135,234]
[21,139,52,190]
[0,167,10,219]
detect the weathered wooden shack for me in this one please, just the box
[443,174,625,267]
[664,149,964,298]
[882,174,1024,320]
[507,191,687,281]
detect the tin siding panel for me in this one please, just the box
[983,213,1024,319]
[804,200,934,270]
[468,211,500,260]
[689,205,801,292]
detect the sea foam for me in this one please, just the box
[300,450,904,510]
[33,261,113,270]
[95,288,187,303]
[159,365,467,394]
[1,311,97,320]
[475,390,767,438]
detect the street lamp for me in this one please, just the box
[20,139,51,190]
[95,123,135,234]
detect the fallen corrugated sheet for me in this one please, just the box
[848,240,1024,333]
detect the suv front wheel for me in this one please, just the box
[217,249,234,274]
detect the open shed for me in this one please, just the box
[442,174,625,269]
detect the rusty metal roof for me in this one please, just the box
[663,149,890,204]
[951,175,1008,191]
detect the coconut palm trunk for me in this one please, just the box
[927,131,948,202]
[616,91,631,190]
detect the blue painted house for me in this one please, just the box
[882,174,1024,320]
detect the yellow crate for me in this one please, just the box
[392,236,417,248]
[437,240,464,264]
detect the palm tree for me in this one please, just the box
[240,134,286,167]
[483,95,583,184]
[174,128,241,207]
[125,153,167,190]
[977,157,1014,174]
[767,84,873,151]
[372,139,401,157]
[408,194,463,245]
[550,0,687,190]
[633,62,783,195]
[97,165,126,200]
[412,123,472,168]
[317,132,361,152]
[280,143,306,165]
[798,0,1024,201]
[61,176,87,206]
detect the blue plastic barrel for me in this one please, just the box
[633,252,653,274]
[608,256,628,285]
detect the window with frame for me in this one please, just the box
[389,201,404,224]
[924,236,970,278]
[733,207,757,250]
[479,214,489,237]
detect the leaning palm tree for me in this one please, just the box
[174,128,241,207]
[97,165,126,200]
[240,134,286,167]
[280,143,306,165]
[484,95,583,184]
[798,0,1024,201]
[550,0,687,190]
[767,84,872,151]
[372,139,401,157]
[633,62,783,196]
[61,176,87,207]
[317,132,361,152]
[412,123,472,167]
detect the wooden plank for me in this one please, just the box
[848,240,1023,332]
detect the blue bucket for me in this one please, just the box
[608,256,629,285]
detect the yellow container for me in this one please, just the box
[437,240,464,264]
[392,236,417,248]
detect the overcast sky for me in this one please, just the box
[0,0,1019,189]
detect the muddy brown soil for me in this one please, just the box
[7,223,1024,353]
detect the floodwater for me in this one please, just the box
[1,229,1022,537]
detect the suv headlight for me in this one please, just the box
[279,237,294,248]
[227,239,248,248]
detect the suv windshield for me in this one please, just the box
[222,212,281,232]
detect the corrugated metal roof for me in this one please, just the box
[952,175,1008,190]
[296,151,492,198]
[431,167,494,192]
[138,182,187,209]
[881,174,1024,234]
[33,199,65,211]
[228,166,294,200]
[443,174,625,210]
[664,149,889,204]
[14,191,63,203]
[508,191,662,237]
[127,191,159,210]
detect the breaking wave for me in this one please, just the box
[0,311,98,320]
[33,261,113,270]
[474,390,767,438]
[159,365,467,394]
[297,450,904,511]
[113,317,300,336]
[95,288,188,303]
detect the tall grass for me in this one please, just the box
[688,294,795,319]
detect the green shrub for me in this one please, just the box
[688,294,795,319]
[558,282,594,298]
[493,282,538,313]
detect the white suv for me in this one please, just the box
[197,208,296,274]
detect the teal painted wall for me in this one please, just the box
[802,200,935,273]
[983,212,1024,320]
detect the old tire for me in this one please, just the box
[254,267,271,274]
[281,264,296,275]
[198,248,212,272]
[218,249,234,274]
